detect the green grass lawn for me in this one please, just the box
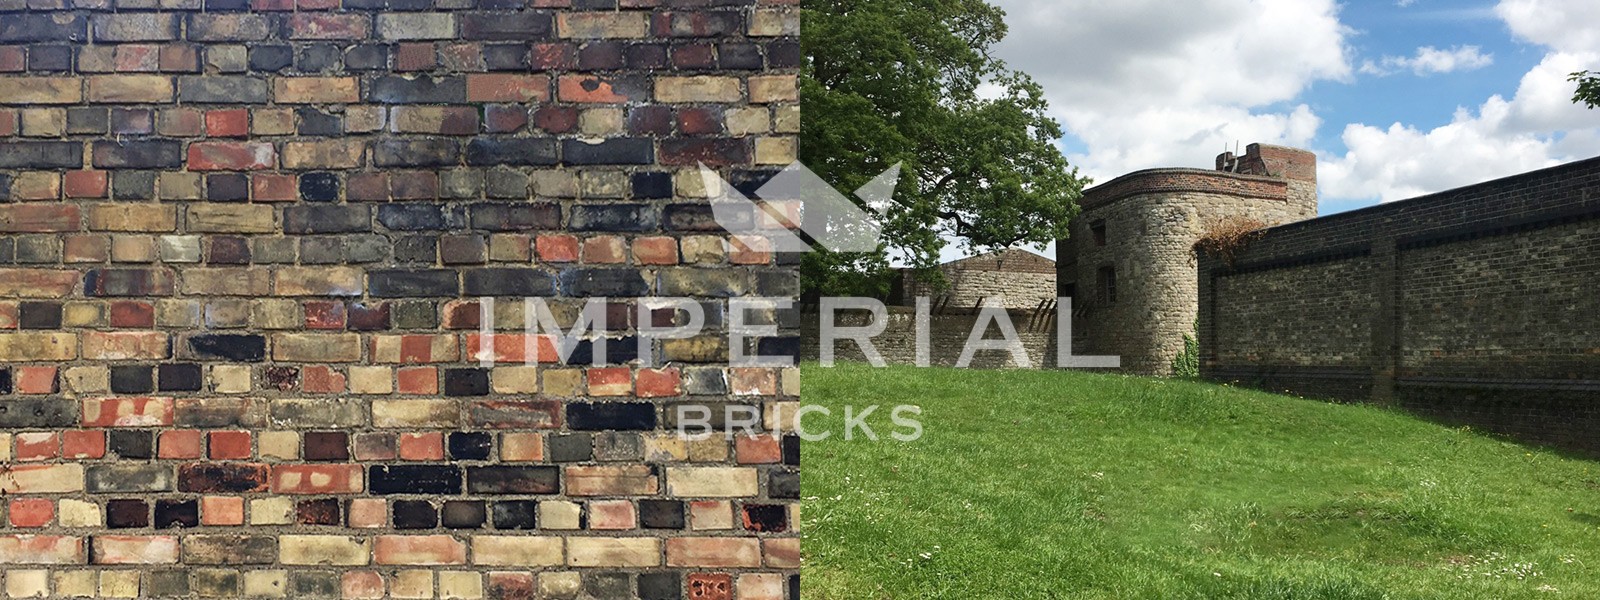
[802,363,1600,599]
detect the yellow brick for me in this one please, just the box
[372,399,460,428]
[490,366,538,394]
[258,431,300,461]
[0,332,77,361]
[20,108,65,137]
[392,570,432,600]
[0,77,82,104]
[748,75,798,103]
[181,268,272,296]
[6,570,49,599]
[655,76,742,103]
[59,498,103,528]
[538,501,582,530]
[439,572,483,600]
[243,570,288,598]
[187,204,276,233]
[279,535,371,566]
[274,266,363,296]
[542,368,582,396]
[667,467,759,497]
[212,364,253,394]
[566,537,660,568]
[558,12,648,38]
[274,77,359,103]
[755,136,797,165]
[726,107,770,136]
[470,536,564,567]
[349,366,393,394]
[53,571,96,598]
[271,333,362,363]
[158,172,204,200]
[252,108,296,135]
[100,570,140,598]
[538,573,581,598]
[250,497,294,525]
[88,75,175,103]
[281,139,365,170]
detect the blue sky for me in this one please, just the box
[950,0,1600,262]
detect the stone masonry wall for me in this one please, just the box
[799,309,1057,369]
[900,249,1057,311]
[1200,156,1600,454]
[0,3,798,599]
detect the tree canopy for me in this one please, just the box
[1571,70,1600,109]
[800,0,1087,298]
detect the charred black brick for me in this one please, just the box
[297,108,343,136]
[87,464,173,493]
[18,301,62,330]
[392,500,438,529]
[178,463,269,493]
[462,268,557,296]
[178,76,270,104]
[368,269,459,298]
[639,572,682,600]
[303,431,350,462]
[783,434,800,465]
[561,138,654,165]
[584,573,631,598]
[155,499,200,529]
[757,337,801,363]
[345,45,389,70]
[209,237,250,265]
[444,368,490,397]
[491,501,537,529]
[204,0,250,10]
[110,365,153,394]
[0,369,9,395]
[369,465,463,495]
[29,46,72,72]
[369,76,467,104]
[106,500,150,529]
[577,41,625,70]
[0,398,74,428]
[297,499,342,525]
[67,108,109,135]
[770,469,799,499]
[0,14,87,43]
[448,432,493,460]
[157,363,203,392]
[461,12,554,40]
[393,236,438,264]
[284,205,371,234]
[659,138,751,167]
[742,504,788,532]
[627,43,668,69]
[374,139,461,168]
[442,501,487,529]
[393,301,438,329]
[466,138,559,166]
[0,142,83,169]
[297,44,342,72]
[631,172,673,199]
[108,430,154,459]
[469,203,561,231]
[299,237,344,264]
[379,204,466,231]
[112,171,158,200]
[663,204,730,231]
[299,172,340,202]
[547,433,592,462]
[483,44,531,70]
[639,500,685,529]
[568,402,656,431]
[188,334,266,362]
[248,45,293,71]
[559,268,651,297]
[206,173,249,202]
[718,42,764,70]
[347,235,391,264]
[90,140,182,169]
[570,203,659,232]
[768,39,801,68]
[440,235,487,265]
[467,466,559,494]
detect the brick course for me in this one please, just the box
[0,1,798,598]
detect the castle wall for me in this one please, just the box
[901,253,1057,310]
[1199,156,1600,453]
[1060,150,1317,375]
[799,309,1058,369]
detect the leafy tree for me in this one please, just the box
[1571,71,1600,109]
[801,0,1087,298]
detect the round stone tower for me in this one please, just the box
[1056,143,1318,375]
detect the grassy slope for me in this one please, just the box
[802,364,1600,599]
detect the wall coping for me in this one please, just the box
[1080,167,1290,209]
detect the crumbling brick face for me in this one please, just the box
[0,1,798,598]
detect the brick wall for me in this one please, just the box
[899,248,1057,310]
[799,308,1058,369]
[1200,156,1600,455]
[0,2,798,599]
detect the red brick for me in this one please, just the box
[397,367,439,395]
[0,47,24,72]
[558,75,630,103]
[15,432,58,461]
[589,500,637,530]
[0,269,78,298]
[208,431,252,460]
[81,397,174,427]
[466,333,559,365]
[636,367,682,398]
[533,105,579,133]
[250,0,294,9]
[92,535,179,565]
[687,573,733,600]
[530,43,577,69]
[537,234,580,262]
[64,171,109,199]
[61,430,106,460]
[633,236,679,265]
[83,331,169,361]
[467,74,551,102]
[188,142,276,171]
[8,499,53,528]
[287,14,372,40]
[200,496,244,526]
[395,43,437,71]
[251,173,298,202]
[109,301,155,328]
[159,45,201,73]
[374,535,467,565]
[485,105,529,133]
[302,365,347,393]
[304,301,348,329]
[271,464,364,494]
[16,366,58,395]
[398,432,444,461]
[586,367,632,396]
[158,430,203,459]
[205,109,249,137]
[0,205,81,233]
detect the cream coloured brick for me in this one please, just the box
[59,498,103,528]
[538,501,582,530]
[391,570,432,600]
[439,572,483,600]
[279,535,371,566]
[667,466,759,497]
[655,76,742,103]
[726,107,770,136]
[350,366,393,395]
[538,572,581,598]
[250,497,294,525]
[259,431,299,461]
[100,571,140,598]
[567,537,660,568]
[6,569,49,598]
[755,136,797,165]
[470,536,563,567]
[243,570,288,598]
[53,571,96,598]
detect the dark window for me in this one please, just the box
[1091,220,1107,246]
[1097,266,1117,304]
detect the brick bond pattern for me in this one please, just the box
[1199,157,1600,455]
[0,2,798,599]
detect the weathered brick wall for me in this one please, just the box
[799,309,1057,369]
[1200,156,1600,454]
[0,2,798,599]
[899,248,1057,310]
[1058,144,1319,375]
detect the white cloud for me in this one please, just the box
[1320,0,1600,204]
[1396,0,1417,6]
[1359,45,1494,76]
[988,0,1351,183]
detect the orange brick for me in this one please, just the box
[250,173,298,202]
[208,431,252,460]
[586,367,632,396]
[8,499,53,528]
[399,432,444,461]
[158,430,203,459]
[61,430,106,460]
[374,535,467,565]
[14,432,57,461]
[205,109,249,137]
[665,537,761,568]
[500,432,543,462]
[81,397,174,427]
[200,497,244,526]
[15,366,58,394]
[63,171,109,199]
[636,368,681,398]
[466,74,551,102]
[270,464,364,494]
[735,434,781,464]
